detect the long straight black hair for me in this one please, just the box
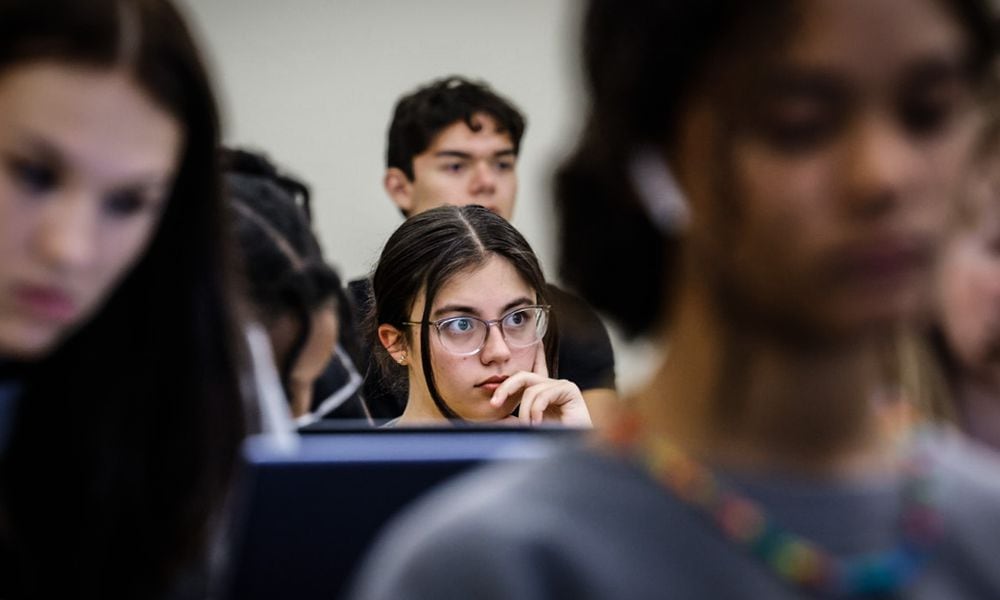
[0,0,246,596]
[370,205,558,420]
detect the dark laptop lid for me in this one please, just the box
[223,428,578,600]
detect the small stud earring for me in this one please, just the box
[398,352,407,365]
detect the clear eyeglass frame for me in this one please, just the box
[403,304,550,357]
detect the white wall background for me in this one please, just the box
[177,0,661,390]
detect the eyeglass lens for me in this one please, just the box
[436,307,548,354]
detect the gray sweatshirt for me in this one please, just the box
[349,430,1000,599]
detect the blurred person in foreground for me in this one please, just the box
[350,0,1000,598]
[0,0,247,596]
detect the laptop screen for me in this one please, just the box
[222,428,579,600]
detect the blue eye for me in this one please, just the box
[442,317,478,335]
[503,309,530,329]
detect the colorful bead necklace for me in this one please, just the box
[608,416,942,598]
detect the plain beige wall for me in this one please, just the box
[179,0,582,279]
[177,0,661,390]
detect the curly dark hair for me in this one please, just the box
[386,75,526,182]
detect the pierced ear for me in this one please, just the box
[384,168,415,216]
[378,324,409,362]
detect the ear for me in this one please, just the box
[378,324,409,363]
[384,168,415,216]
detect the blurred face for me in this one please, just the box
[0,63,182,359]
[938,178,1000,383]
[387,113,518,219]
[676,0,980,343]
[269,303,339,418]
[407,255,541,421]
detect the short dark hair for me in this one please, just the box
[369,205,557,419]
[0,0,245,596]
[555,0,999,338]
[222,147,345,400]
[386,75,527,180]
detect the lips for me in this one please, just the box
[830,237,933,288]
[13,284,79,323]
[476,374,508,392]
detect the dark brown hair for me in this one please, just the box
[556,0,998,337]
[0,0,245,596]
[386,76,526,185]
[370,205,556,419]
[223,147,347,403]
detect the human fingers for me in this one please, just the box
[524,379,592,426]
[489,371,546,408]
[517,380,565,426]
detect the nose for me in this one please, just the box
[479,322,511,364]
[32,190,99,272]
[468,161,496,196]
[843,115,917,218]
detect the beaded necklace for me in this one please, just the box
[608,416,942,598]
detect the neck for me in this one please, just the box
[398,387,449,425]
[634,281,895,476]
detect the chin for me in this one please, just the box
[460,406,512,424]
[0,326,62,361]
[815,278,931,334]
[825,303,930,346]
[867,291,932,326]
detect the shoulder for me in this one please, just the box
[926,427,1000,502]
[545,284,605,331]
[923,428,1000,591]
[372,445,647,544]
[348,445,671,600]
[544,284,617,389]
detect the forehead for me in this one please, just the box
[432,255,535,311]
[0,62,182,183]
[776,0,967,80]
[422,113,514,156]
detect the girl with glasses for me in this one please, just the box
[371,205,591,427]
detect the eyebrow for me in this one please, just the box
[761,69,846,100]
[901,55,972,89]
[763,52,970,96]
[14,133,173,191]
[432,149,517,160]
[432,296,534,320]
[15,135,66,170]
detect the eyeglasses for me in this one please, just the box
[404,305,550,356]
